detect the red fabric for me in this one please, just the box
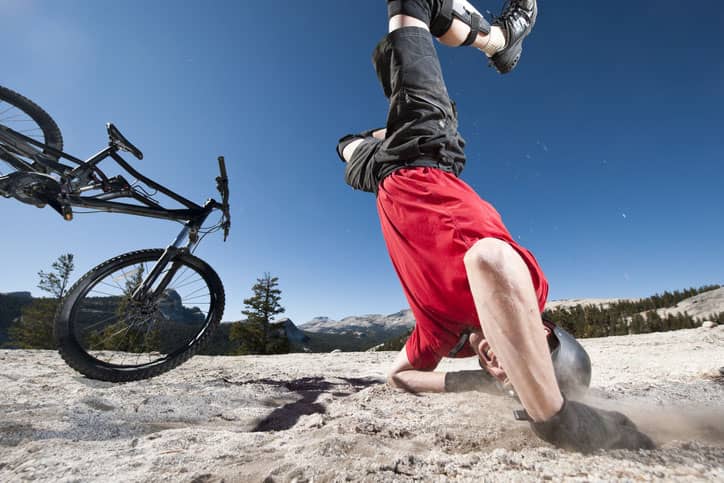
[376,167,549,371]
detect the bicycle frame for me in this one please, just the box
[1,121,230,220]
[0,121,230,303]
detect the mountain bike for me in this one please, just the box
[0,85,231,382]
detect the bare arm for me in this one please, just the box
[342,138,365,163]
[387,344,446,393]
[340,128,387,163]
[371,128,386,140]
[387,342,506,394]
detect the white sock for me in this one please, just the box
[481,26,506,57]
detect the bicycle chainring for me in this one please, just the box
[0,171,61,207]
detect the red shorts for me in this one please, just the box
[376,167,549,371]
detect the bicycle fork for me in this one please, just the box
[131,221,203,302]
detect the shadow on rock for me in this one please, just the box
[221,376,380,432]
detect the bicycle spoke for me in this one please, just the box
[181,295,211,305]
[182,285,211,300]
[96,276,129,294]
[2,117,35,123]
[170,276,206,292]
[1,115,34,123]
[171,266,195,287]
[19,127,43,134]
[0,105,17,117]
[87,286,121,297]
[101,324,132,341]
[76,312,122,332]
[109,270,131,293]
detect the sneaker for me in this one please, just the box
[490,0,538,74]
[531,399,656,453]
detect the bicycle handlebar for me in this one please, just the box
[216,156,231,241]
[218,156,228,179]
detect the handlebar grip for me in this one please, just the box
[218,156,228,179]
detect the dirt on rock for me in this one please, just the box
[1,326,723,482]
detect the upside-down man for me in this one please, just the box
[336,0,655,452]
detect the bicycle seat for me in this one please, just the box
[107,123,143,160]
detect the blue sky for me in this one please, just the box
[1,0,722,325]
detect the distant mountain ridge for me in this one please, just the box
[650,287,724,321]
[544,288,724,322]
[2,287,721,352]
[301,310,415,335]
[281,318,310,343]
[0,292,32,299]
[295,287,723,351]
[285,311,414,353]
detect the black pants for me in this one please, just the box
[375,27,466,171]
[344,27,467,193]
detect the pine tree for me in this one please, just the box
[630,314,644,334]
[233,273,285,355]
[37,254,74,298]
[9,253,75,349]
[8,298,58,349]
[228,320,265,355]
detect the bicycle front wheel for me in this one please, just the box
[55,249,225,382]
[0,85,63,174]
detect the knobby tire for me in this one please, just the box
[54,249,224,382]
[0,85,63,159]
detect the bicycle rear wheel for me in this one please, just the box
[55,249,225,382]
[0,85,63,174]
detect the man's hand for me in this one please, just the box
[470,332,509,385]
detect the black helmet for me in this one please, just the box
[542,319,592,396]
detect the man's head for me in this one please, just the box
[472,320,593,397]
[543,319,592,396]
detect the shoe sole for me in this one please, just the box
[491,43,522,74]
[491,4,538,74]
